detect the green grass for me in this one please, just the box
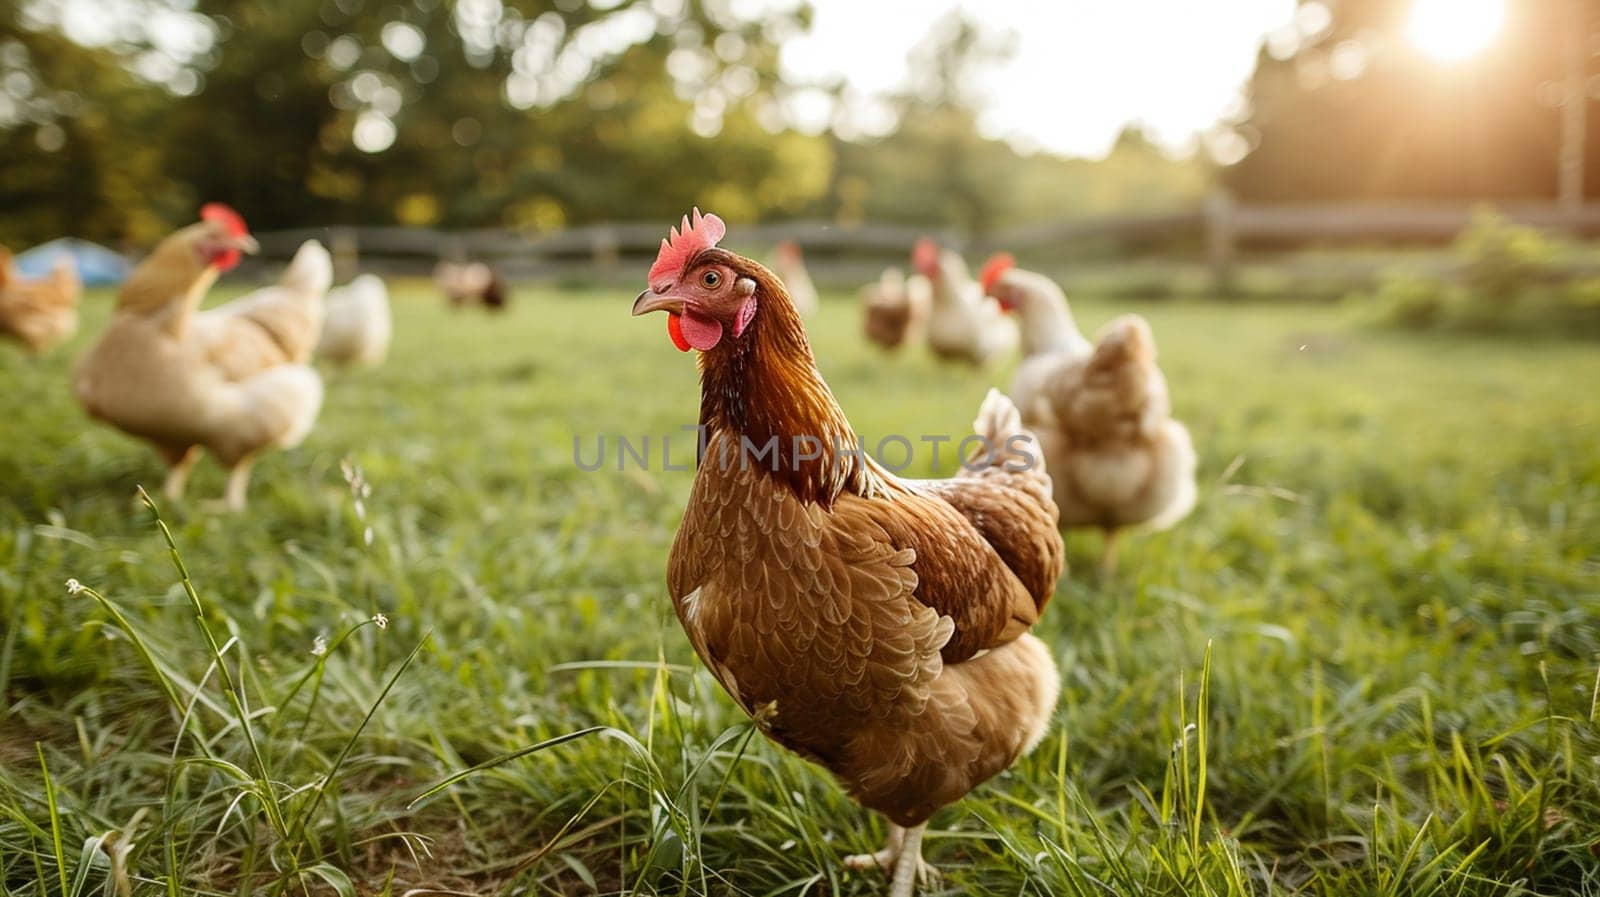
[1,281,1598,895]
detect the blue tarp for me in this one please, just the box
[12,238,130,286]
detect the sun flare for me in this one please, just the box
[1407,0,1504,62]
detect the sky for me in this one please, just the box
[780,0,1298,159]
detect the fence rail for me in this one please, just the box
[246,196,1600,290]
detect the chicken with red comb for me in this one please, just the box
[633,211,1066,897]
[982,262,1195,573]
[912,239,1017,366]
[74,206,330,511]
[0,245,80,353]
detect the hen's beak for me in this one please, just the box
[632,288,684,316]
[234,234,261,255]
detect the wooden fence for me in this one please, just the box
[246,196,1600,290]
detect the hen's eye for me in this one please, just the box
[701,270,720,288]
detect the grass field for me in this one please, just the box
[2,282,1598,896]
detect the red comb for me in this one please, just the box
[648,208,725,291]
[911,238,939,274]
[200,203,249,238]
[978,252,1015,295]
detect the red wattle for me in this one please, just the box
[677,310,724,350]
[666,314,691,352]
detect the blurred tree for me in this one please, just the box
[1224,0,1600,203]
[0,5,172,247]
[163,0,828,231]
[1,0,828,242]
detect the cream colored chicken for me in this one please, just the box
[983,259,1093,423]
[987,262,1196,572]
[317,274,391,367]
[912,239,1016,365]
[74,205,329,510]
[0,247,81,353]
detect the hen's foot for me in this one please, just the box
[843,849,939,883]
[845,823,939,895]
[844,821,905,875]
[843,848,896,874]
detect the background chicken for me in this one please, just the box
[770,239,819,315]
[632,210,1064,897]
[0,246,81,353]
[983,255,1093,425]
[912,238,1017,365]
[433,260,508,311]
[1050,316,1197,571]
[316,273,392,367]
[860,266,930,351]
[73,205,328,510]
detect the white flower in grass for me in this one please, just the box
[311,635,329,657]
[363,526,374,547]
[65,578,84,594]
[372,613,389,631]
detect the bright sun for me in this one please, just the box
[1407,0,1505,62]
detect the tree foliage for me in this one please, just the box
[0,1,1210,248]
[1225,0,1600,203]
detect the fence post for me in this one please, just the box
[591,227,620,281]
[331,227,359,282]
[1205,190,1236,293]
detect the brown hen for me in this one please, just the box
[632,211,1064,897]
[0,246,81,353]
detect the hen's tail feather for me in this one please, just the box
[970,388,1021,446]
[966,389,1043,475]
[220,241,331,363]
[962,388,1056,507]
[279,241,334,297]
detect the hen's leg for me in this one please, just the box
[887,823,935,897]
[223,456,256,512]
[1098,528,1120,576]
[843,822,905,873]
[161,446,202,501]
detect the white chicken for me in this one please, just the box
[911,239,1016,366]
[316,274,392,367]
[982,254,1093,424]
[771,240,819,316]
